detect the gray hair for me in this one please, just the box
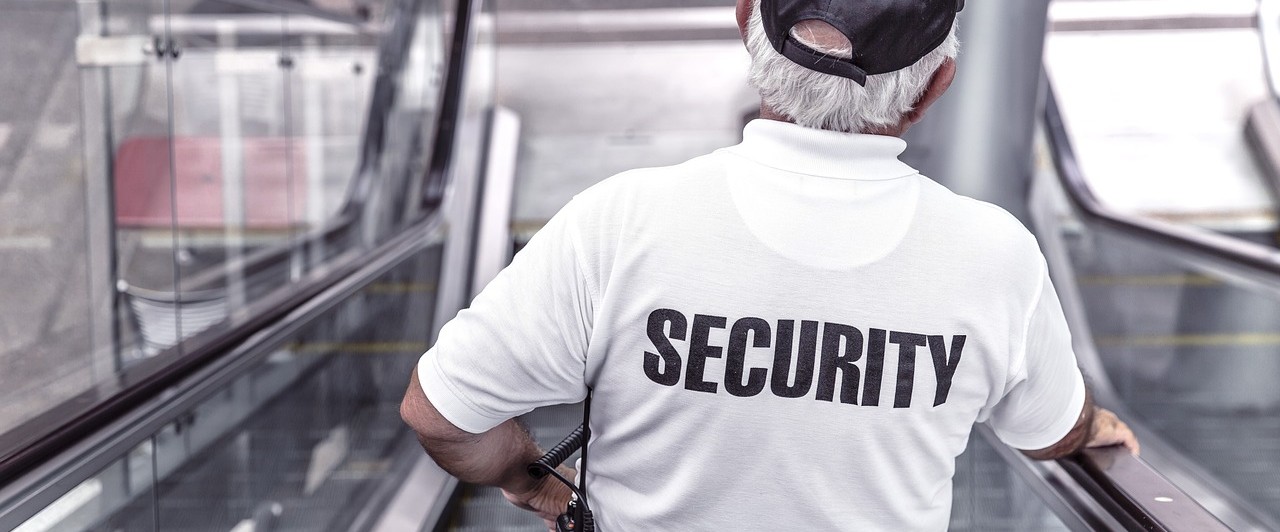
[745,1,959,133]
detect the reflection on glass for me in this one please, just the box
[111,0,179,364]
[288,15,380,264]
[0,0,163,435]
[152,241,441,530]
[12,439,157,532]
[949,434,1069,531]
[1044,170,1280,523]
[0,0,449,442]
[11,232,441,530]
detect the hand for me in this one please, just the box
[1085,407,1140,456]
[502,466,575,532]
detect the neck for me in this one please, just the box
[757,102,908,138]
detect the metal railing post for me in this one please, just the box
[902,0,1053,224]
[75,0,125,375]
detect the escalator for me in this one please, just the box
[0,1,1272,531]
[1036,86,1280,531]
[0,0,486,528]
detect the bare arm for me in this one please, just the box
[1022,388,1140,460]
[400,367,543,491]
[400,368,571,525]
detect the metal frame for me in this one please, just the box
[469,106,519,295]
[428,0,494,342]
[1259,0,1280,100]
[1248,2,1280,206]
[75,0,127,380]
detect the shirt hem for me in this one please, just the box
[996,370,1088,451]
[418,350,507,434]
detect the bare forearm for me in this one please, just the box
[400,368,542,493]
[420,419,542,491]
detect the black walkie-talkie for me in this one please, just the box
[528,391,594,532]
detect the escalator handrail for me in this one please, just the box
[1059,448,1230,532]
[0,0,476,491]
[1044,84,1280,294]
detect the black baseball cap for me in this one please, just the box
[761,0,964,85]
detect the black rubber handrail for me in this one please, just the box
[422,0,484,210]
[0,0,474,487]
[1060,449,1230,531]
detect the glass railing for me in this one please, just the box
[0,0,491,526]
[1036,88,1279,531]
[0,0,455,473]
[948,433,1072,531]
[3,220,445,532]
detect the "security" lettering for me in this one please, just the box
[643,309,966,408]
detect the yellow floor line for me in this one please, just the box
[364,282,437,294]
[1097,333,1280,348]
[1078,274,1220,287]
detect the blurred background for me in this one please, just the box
[0,0,1279,530]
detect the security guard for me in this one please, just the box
[401,1,1138,529]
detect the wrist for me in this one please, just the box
[1078,404,1099,450]
[499,448,547,495]
[502,470,542,496]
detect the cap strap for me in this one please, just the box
[780,37,869,86]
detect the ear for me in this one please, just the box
[736,0,752,41]
[904,58,957,126]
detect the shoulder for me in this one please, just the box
[912,177,1047,292]
[916,177,1041,257]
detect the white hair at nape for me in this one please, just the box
[746,1,959,134]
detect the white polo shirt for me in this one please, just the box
[419,119,1086,531]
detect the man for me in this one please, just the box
[401,0,1139,529]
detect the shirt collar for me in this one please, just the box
[723,119,919,181]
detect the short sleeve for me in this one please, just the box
[417,199,595,434]
[988,264,1087,450]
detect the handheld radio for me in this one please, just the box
[527,390,594,532]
